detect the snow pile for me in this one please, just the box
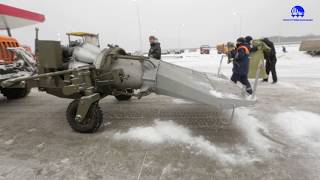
[274,111,320,143]
[112,110,274,163]
[233,108,272,153]
[114,120,246,164]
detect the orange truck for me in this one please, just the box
[0,3,44,99]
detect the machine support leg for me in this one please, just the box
[229,105,236,123]
[217,55,225,77]
[252,59,263,99]
[75,93,101,122]
[6,27,12,37]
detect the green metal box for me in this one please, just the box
[37,40,63,70]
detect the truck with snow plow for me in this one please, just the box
[0,3,45,99]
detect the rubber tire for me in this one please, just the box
[115,89,133,101]
[1,87,31,99]
[66,100,103,133]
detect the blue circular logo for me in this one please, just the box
[291,6,305,17]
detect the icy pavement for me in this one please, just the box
[0,44,320,179]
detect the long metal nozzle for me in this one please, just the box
[143,60,256,109]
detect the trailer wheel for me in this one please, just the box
[1,87,31,99]
[115,89,133,101]
[66,100,103,133]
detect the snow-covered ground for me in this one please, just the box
[111,44,320,177]
[164,44,320,80]
[0,44,319,179]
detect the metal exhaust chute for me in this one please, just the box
[141,60,256,109]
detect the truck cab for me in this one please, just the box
[66,32,100,47]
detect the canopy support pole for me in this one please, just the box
[6,27,12,37]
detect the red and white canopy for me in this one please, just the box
[0,3,45,30]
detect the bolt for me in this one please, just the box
[75,115,82,122]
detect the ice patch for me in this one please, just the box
[274,111,320,144]
[37,143,45,149]
[27,128,37,133]
[209,90,223,98]
[209,90,242,100]
[198,81,213,89]
[60,158,70,164]
[4,138,15,145]
[113,120,251,164]
[172,99,194,104]
[277,82,301,90]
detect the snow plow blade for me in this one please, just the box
[153,61,256,109]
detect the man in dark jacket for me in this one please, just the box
[245,35,258,53]
[148,36,161,60]
[245,36,253,50]
[230,37,253,95]
[261,38,278,83]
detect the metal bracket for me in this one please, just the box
[229,105,236,123]
[62,85,79,96]
[75,93,101,122]
[219,104,236,125]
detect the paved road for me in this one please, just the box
[0,79,320,180]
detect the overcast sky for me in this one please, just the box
[1,0,319,51]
